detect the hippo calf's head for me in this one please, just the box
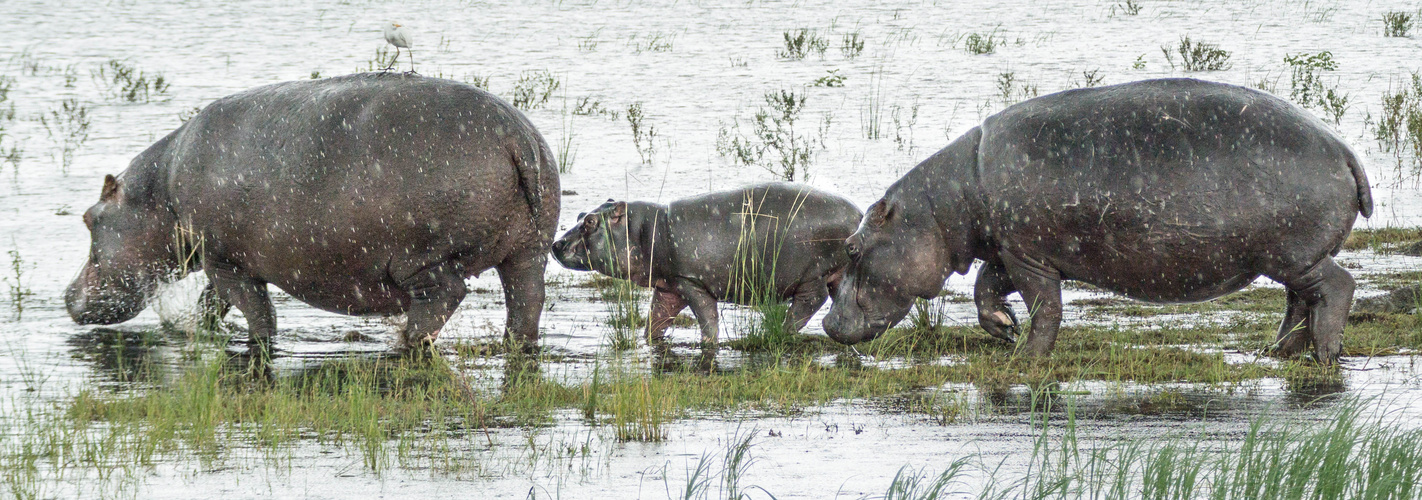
[824,197,953,344]
[550,200,649,283]
[66,174,184,325]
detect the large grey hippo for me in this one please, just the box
[551,183,862,345]
[824,78,1371,364]
[66,73,560,351]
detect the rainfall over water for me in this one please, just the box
[2,0,1422,498]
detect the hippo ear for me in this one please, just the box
[100,174,120,202]
[867,200,892,228]
[608,201,627,224]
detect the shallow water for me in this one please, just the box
[2,0,1422,497]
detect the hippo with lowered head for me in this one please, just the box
[66,73,560,350]
[824,78,1371,364]
[551,183,862,345]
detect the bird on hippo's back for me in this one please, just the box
[382,22,414,73]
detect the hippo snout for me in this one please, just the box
[65,267,147,325]
[550,238,590,271]
[823,306,889,345]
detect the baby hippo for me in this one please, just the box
[552,183,862,345]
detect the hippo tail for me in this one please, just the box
[511,127,553,234]
[1346,152,1374,218]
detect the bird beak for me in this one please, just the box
[393,23,401,27]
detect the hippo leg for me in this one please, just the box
[1272,257,1354,364]
[1269,289,1311,357]
[497,251,547,353]
[677,281,720,348]
[784,280,829,333]
[974,259,1020,343]
[647,288,688,342]
[205,259,276,350]
[398,261,468,349]
[1001,253,1063,356]
[197,282,232,331]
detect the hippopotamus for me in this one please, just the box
[824,78,1371,364]
[551,183,862,345]
[66,73,560,351]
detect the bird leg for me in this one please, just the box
[383,47,400,72]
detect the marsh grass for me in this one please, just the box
[1110,0,1142,17]
[995,72,1039,106]
[626,102,656,165]
[725,189,803,352]
[1373,73,1422,182]
[778,29,828,60]
[511,70,561,110]
[1384,11,1414,37]
[38,98,90,173]
[1285,51,1348,123]
[841,31,865,58]
[1345,226,1422,251]
[2,248,33,319]
[862,67,886,139]
[963,28,1004,55]
[1162,36,1232,72]
[556,99,577,173]
[716,89,816,181]
[92,59,169,103]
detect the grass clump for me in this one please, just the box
[996,71,1039,106]
[92,59,170,103]
[962,28,1004,55]
[1162,36,1232,72]
[716,89,818,181]
[841,31,865,58]
[1285,51,1348,123]
[510,70,560,110]
[1110,0,1142,16]
[1384,11,1414,37]
[778,29,828,60]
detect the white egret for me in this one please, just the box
[382,22,414,73]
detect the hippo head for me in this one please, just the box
[823,196,953,344]
[66,174,185,325]
[550,200,649,283]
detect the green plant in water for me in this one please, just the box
[1373,72,1422,182]
[779,29,828,59]
[841,31,865,58]
[1384,11,1414,37]
[626,102,656,165]
[39,98,90,173]
[1162,36,1232,72]
[1285,51,1348,123]
[715,89,816,181]
[996,71,1039,106]
[510,70,561,110]
[92,59,170,102]
[3,248,33,320]
[963,28,1003,55]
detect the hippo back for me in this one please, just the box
[977,78,1365,302]
[666,183,861,302]
[162,73,558,314]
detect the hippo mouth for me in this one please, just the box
[550,239,591,271]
